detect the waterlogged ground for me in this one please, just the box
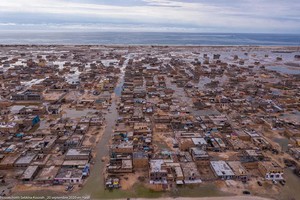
[6,45,300,200]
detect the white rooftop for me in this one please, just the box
[192,137,207,145]
[210,161,235,177]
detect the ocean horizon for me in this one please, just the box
[0,31,299,46]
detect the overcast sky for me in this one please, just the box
[0,0,299,33]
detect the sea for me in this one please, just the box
[0,32,299,46]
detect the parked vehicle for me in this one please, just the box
[243,190,251,195]
[243,191,251,195]
[257,181,262,186]
[65,185,74,191]
[279,180,286,186]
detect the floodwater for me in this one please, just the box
[13,83,121,199]
[198,77,211,90]
[63,109,98,118]
[12,51,253,199]
[273,138,290,152]
[278,168,300,200]
[37,120,48,130]
[75,54,229,199]
[266,65,300,75]
[280,110,300,124]
[75,96,119,199]
[21,78,46,87]
[114,53,132,96]
[9,105,25,114]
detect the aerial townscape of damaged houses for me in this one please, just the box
[0,45,299,197]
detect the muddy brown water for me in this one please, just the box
[277,168,300,200]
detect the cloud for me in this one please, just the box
[0,0,299,33]
[0,23,17,26]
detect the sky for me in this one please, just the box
[0,0,299,33]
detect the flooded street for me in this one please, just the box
[75,53,133,199]
[278,168,300,200]
[273,137,290,152]
[63,109,98,118]
[266,65,300,75]
[76,53,228,199]
[75,53,131,199]
[76,95,118,199]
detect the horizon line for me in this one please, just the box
[0,30,300,35]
